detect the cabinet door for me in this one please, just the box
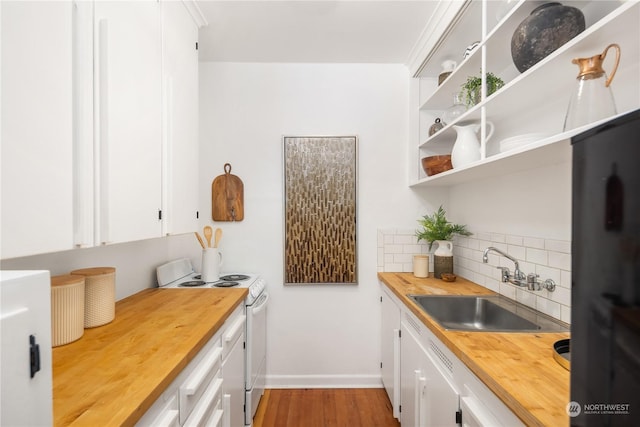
[222,331,245,427]
[0,1,74,259]
[400,321,425,427]
[401,317,460,427]
[161,0,199,235]
[381,288,401,418]
[94,0,162,245]
[422,344,460,426]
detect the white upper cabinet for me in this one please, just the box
[411,0,640,187]
[92,0,163,245]
[1,0,202,259]
[1,1,74,259]
[161,0,200,236]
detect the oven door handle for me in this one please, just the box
[252,292,269,315]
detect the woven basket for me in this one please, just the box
[51,275,85,347]
[70,267,115,328]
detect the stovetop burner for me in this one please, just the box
[214,281,239,288]
[220,274,250,281]
[179,280,206,287]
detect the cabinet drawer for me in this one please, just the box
[183,371,223,427]
[222,305,245,361]
[135,394,179,427]
[179,338,223,424]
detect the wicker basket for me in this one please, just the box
[70,267,115,328]
[51,275,85,347]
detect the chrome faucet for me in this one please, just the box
[482,246,555,292]
[482,247,525,284]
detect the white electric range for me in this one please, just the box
[156,258,265,305]
[156,258,268,426]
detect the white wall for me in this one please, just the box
[198,62,440,387]
[447,161,572,241]
[0,234,200,301]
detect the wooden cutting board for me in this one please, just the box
[212,163,244,221]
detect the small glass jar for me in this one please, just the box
[442,92,468,126]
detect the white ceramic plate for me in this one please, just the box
[499,133,549,153]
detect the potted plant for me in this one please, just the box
[461,72,505,107]
[416,206,472,249]
[416,206,472,279]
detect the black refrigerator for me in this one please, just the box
[571,109,640,426]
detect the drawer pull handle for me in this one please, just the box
[182,346,222,395]
[224,315,245,343]
[183,378,223,427]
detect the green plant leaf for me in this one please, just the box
[415,206,472,249]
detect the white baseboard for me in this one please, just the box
[265,374,383,389]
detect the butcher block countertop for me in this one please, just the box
[379,272,570,427]
[52,287,247,427]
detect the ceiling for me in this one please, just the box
[195,1,438,64]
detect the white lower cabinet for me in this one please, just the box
[137,305,245,427]
[401,313,459,427]
[221,306,246,427]
[381,283,523,427]
[381,287,401,418]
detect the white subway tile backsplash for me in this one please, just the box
[548,251,571,270]
[523,236,545,249]
[507,244,526,260]
[545,239,571,254]
[467,238,480,250]
[384,262,403,272]
[484,277,500,293]
[516,288,537,308]
[506,235,524,246]
[491,233,506,243]
[536,296,561,319]
[551,285,571,307]
[403,244,424,254]
[386,244,404,254]
[378,228,571,323]
[560,270,571,289]
[526,247,548,265]
[394,253,413,264]
[561,305,571,323]
[394,234,415,244]
[476,232,492,241]
[500,282,517,300]
[535,265,561,285]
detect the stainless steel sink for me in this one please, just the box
[408,295,569,332]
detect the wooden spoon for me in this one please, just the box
[214,228,223,248]
[203,226,213,248]
[194,232,206,249]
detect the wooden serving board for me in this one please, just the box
[212,163,244,221]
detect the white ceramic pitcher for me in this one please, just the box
[433,240,453,257]
[451,121,495,169]
[202,248,223,282]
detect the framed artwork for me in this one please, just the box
[283,136,358,285]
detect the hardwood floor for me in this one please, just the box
[253,388,400,427]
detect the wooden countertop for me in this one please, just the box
[379,272,570,427]
[52,287,248,427]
